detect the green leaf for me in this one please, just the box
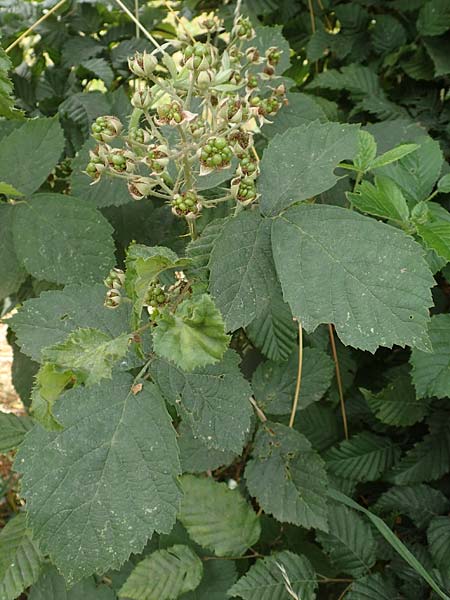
[244,25,291,74]
[9,283,131,362]
[316,503,376,577]
[229,551,317,600]
[246,284,297,362]
[153,294,230,371]
[424,36,450,76]
[410,314,450,399]
[252,347,334,414]
[0,117,64,196]
[345,573,398,599]
[29,363,72,430]
[186,218,227,285]
[43,328,130,386]
[0,181,22,196]
[259,121,359,216]
[361,372,430,426]
[325,432,400,482]
[178,422,237,474]
[272,204,434,352]
[0,47,24,119]
[262,92,328,139]
[178,475,261,557]
[153,350,252,453]
[0,412,33,453]
[29,565,116,600]
[15,374,181,584]
[180,559,237,600]
[371,143,420,169]
[428,517,450,578]
[388,418,450,484]
[416,219,450,261]
[308,64,381,95]
[437,173,450,193]
[378,136,443,202]
[119,545,203,600]
[371,14,407,54]
[0,513,42,600]
[353,130,377,172]
[0,204,26,301]
[81,58,114,88]
[347,176,409,222]
[13,194,115,285]
[296,403,341,452]
[209,211,278,331]
[375,484,450,529]
[245,422,329,530]
[125,243,187,327]
[417,0,450,36]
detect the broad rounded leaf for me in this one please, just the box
[346,573,398,600]
[178,475,261,557]
[245,422,329,531]
[13,194,115,285]
[229,551,317,600]
[0,411,33,453]
[410,314,450,399]
[119,545,203,600]
[0,204,26,300]
[153,350,252,453]
[153,294,230,371]
[178,422,237,474]
[29,565,115,600]
[0,513,42,600]
[272,204,434,352]
[209,211,278,332]
[15,375,181,584]
[259,121,359,216]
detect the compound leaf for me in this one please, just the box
[272,204,434,352]
[15,374,181,584]
[178,475,261,557]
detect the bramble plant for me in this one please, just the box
[2,1,450,600]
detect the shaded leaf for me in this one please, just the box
[0,412,33,453]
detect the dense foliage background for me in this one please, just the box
[1,0,450,599]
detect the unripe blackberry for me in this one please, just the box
[233,16,255,40]
[266,46,282,66]
[200,137,233,171]
[91,116,122,143]
[104,288,121,309]
[231,176,258,206]
[146,282,167,308]
[171,190,202,218]
[145,144,169,174]
[104,267,125,290]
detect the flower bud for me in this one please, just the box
[231,176,258,206]
[196,69,214,90]
[131,85,152,110]
[127,176,157,200]
[128,51,158,78]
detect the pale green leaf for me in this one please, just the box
[347,176,410,222]
[125,243,187,327]
[0,412,33,453]
[246,284,297,363]
[428,517,450,578]
[361,372,430,426]
[325,431,400,482]
[29,565,115,600]
[316,503,376,577]
[245,422,329,531]
[353,130,377,172]
[378,136,443,202]
[229,551,317,600]
[178,475,261,557]
[119,545,203,600]
[375,484,450,529]
[252,347,334,414]
[416,219,450,261]
[0,117,64,196]
[43,328,130,386]
[180,559,237,600]
[13,194,115,285]
[259,121,359,216]
[8,283,132,362]
[417,0,450,36]
[0,204,26,301]
[153,350,252,453]
[437,173,450,193]
[272,204,434,352]
[15,374,181,584]
[30,363,73,431]
[153,294,230,371]
[209,211,278,331]
[346,573,398,600]
[0,513,42,600]
[371,143,420,169]
[410,314,450,398]
[0,181,22,196]
[178,422,237,474]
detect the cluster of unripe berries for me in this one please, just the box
[85,12,288,220]
[104,268,125,309]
